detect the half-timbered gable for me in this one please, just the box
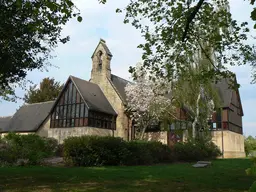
[49,76,117,130]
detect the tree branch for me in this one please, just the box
[182,0,205,42]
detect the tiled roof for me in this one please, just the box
[70,76,117,115]
[3,101,54,133]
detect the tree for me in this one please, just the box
[119,0,256,86]
[245,135,256,156]
[0,0,82,100]
[173,49,220,138]
[24,77,63,104]
[125,63,176,139]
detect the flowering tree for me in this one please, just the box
[125,63,175,139]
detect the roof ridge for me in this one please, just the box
[0,116,12,118]
[111,74,131,83]
[70,75,98,85]
[24,100,55,106]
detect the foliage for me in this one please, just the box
[123,140,174,165]
[125,63,175,139]
[173,138,221,162]
[24,77,63,104]
[63,136,129,166]
[118,0,256,85]
[0,133,58,165]
[245,135,256,156]
[63,135,221,167]
[63,135,174,166]
[173,49,221,138]
[0,0,81,100]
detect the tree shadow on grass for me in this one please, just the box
[0,159,254,192]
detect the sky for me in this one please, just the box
[0,0,256,136]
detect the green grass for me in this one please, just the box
[0,159,255,192]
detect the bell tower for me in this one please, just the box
[91,39,112,83]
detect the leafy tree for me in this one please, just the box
[173,46,220,138]
[117,0,256,85]
[24,77,63,104]
[245,135,256,156]
[125,63,176,139]
[0,0,82,100]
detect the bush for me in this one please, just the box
[173,139,221,162]
[245,136,256,156]
[63,136,174,166]
[63,135,220,167]
[64,136,129,166]
[0,133,58,165]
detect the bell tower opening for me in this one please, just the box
[97,50,103,71]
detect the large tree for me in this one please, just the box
[0,0,82,100]
[173,47,220,138]
[118,0,256,86]
[24,77,63,104]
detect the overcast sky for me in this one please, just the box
[0,0,256,136]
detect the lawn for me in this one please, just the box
[0,159,254,192]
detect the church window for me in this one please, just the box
[88,111,116,130]
[50,80,116,129]
[50,80,89,128]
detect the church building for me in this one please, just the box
[0,39,245,158]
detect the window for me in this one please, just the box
[88,111,116,130]
[50,81,89,128]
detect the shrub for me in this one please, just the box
[64,136,128,166]
[0,133,58,165]
[63,136,174,166]
[122,141,174,165]
[173,139,221,162]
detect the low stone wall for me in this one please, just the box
[212,130,245,158]
[143,131,168,144]
[48,127,113,143]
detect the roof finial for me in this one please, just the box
[100,38,106,43]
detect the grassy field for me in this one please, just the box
[0,159,254,192]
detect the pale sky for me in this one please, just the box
[0,0,255,136]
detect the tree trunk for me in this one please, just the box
[192,92,201,138]
[140,126,147,140]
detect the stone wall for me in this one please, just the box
[212,130,245,158]
[144,131,168,144]
[48,127,113,143]
[36,117,51,137]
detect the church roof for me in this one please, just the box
[2,101,54,133]
[214,77,243,115]
[0,116,12,131]
[70,76,117,115]
[215,78,233,107]
[110,74,131,102]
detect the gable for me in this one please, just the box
[230,89,243,116]
[50,79,88,128]
[71,76,117,115]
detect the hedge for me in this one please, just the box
[63,135,220,166]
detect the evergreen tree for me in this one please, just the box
[24,78,63,104]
